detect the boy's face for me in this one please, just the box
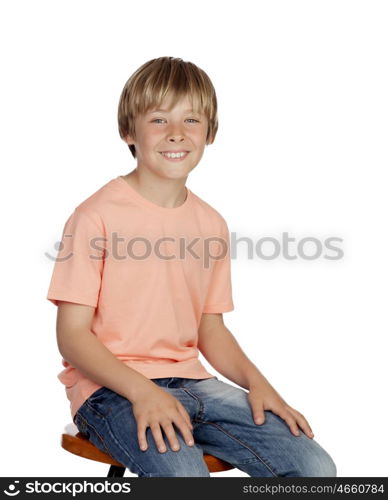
[124,94,210,181]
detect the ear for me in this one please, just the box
[206,126,215,145]
[207,134,215,146]
[123,133,135,145]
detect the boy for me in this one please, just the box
[47,56,336,477]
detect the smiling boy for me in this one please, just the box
[47,56,337,477]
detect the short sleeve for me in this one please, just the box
[46,207,106,307]
[202,218,234,313]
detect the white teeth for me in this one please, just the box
[162,152,187,159]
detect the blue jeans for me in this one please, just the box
[73,376,337,477]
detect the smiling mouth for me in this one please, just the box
[159,151,190,161]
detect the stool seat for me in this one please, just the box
[62,423,235,475]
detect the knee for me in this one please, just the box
[301,448,337,477]
[140,449,211,477]
[146,466,210,477]
[168,463,211,477]
[318,453,337,477]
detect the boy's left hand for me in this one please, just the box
[247,382,315,439]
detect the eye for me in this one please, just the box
[150,118,199,124]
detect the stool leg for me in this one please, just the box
[107,465,126,477]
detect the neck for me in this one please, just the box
[123,168,188,208]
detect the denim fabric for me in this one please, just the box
[73,376,337,477]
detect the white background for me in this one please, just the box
[1,0,387,478]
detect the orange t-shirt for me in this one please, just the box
[47,175,234,420]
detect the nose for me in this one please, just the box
[167,124,185,143]
[168,136,185,145]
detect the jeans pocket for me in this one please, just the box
[74,412,90,438]
[74,411,111,456]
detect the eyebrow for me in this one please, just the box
[149,108,197,113]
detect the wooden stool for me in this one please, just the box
[62,423,235,476]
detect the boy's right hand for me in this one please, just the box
[131,382,195,453]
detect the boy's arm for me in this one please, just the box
[57,301,196,452]
[197,313,315,438]
[197,313,268,391]
[56,301,155,402]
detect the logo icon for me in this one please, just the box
[3,480,20,496]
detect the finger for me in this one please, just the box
[252,407,265,425]
[278,410,301,436]
[292,411,314,438]
[150,422,168,453]
[161,421,181,452]
[173,413,195,447]
[177,402,194,431]
[137,422,149,451]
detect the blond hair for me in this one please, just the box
[117,56,218,158]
